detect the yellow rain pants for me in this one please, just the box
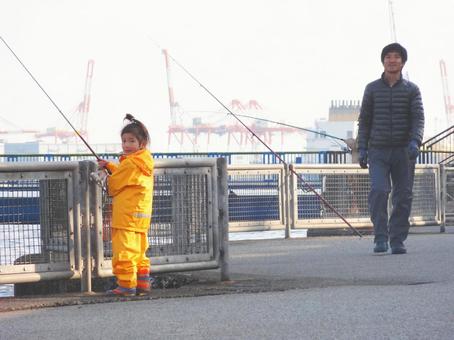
[111,228,150,288]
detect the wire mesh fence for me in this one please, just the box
[442,167,454,226]
[224,164,441,230]
[228,173,281,221]
[227,166,285,232]
[0,159,228,290]
[0,178,70,267]
[0,159,444,291]
[294,171,370,221]
[93,159,225,279]
[100,173,211,260]
[291,165,440,228]
[411,169,439,222]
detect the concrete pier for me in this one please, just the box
[1,226,454,339]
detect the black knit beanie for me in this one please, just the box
[381,43,407,63]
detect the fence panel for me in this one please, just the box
[410,166,441,225]
[227,165,286,232]
[0,159,229,289]
[441,166,454,226]
[94,158,226,277]
[0,162,80,284]
[291,164,441,229]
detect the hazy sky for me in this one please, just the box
[1,0,453,152]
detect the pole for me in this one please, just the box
[0,36,101,160]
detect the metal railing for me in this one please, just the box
[0,159,447,292]
[0,151,351,165]
[0,159,229,290]
[291,164,440,229]
[441,166,454,229]
[93,159,228,280]
[421,125,454,164]
[227,165,287,232]
[2,150,453,166]
[226,164,442,232]
[0,162,81,284]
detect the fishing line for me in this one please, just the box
[0,36,101,161]
[222,112,348,150]
[158,44,362,237]
[232,113,346,142]
[185,110,348,150]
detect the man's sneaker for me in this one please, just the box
[106,286,136,297]
[373,241,388,253]
[391,244,407,254]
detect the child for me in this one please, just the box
[97,113,154,296]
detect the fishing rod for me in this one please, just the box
[0,36,101,161]
[160,46,362,238]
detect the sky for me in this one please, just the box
[1,0,453,152]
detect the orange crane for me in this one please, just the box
[162,48,302,150]
[440,59,454,126]
[36,59,94,142]
[0,116,39,135]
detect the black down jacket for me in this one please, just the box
[357,73,424,150]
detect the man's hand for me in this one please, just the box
[359,149,368,169]
[407,140,419,160]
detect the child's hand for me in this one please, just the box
[97,159,109,169]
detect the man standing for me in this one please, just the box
[357,43,425,254]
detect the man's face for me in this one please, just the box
[383,51,404,74]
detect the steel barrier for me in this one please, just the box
[226,164,442,232]
[0,150,448,165]
[441,166,454,228]
[0,162,81,285]
[0,159,229,291]
[0,159,446,292]
[92,159,228,279]
[291,164,441,229]
[0,151,350,165]
[227,165,288,232]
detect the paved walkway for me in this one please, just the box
[1,226,454,339]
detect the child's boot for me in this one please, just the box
[136,268,151,296]
[106,286,136,297]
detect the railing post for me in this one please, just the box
[217,158,230,281]
[284,164,292,239]
[79,161,92,293]
[440,164,446,233]
[289,164,296,232]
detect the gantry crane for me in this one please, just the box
[440,59,454,126]
[0,116,39,136]
[36,60,94,142]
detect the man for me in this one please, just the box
[357,43,424,254]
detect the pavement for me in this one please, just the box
[1,226,454,339]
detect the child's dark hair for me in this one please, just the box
[121,113,150,146]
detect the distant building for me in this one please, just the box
[4,142,40,154]
[329,100,361,122]
[306,100,360,151]
[1,142,121,155]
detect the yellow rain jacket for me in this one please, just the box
[106,149,154,233]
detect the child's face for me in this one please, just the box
[121,132,143,155]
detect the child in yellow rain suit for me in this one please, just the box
[98,113,154,296]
